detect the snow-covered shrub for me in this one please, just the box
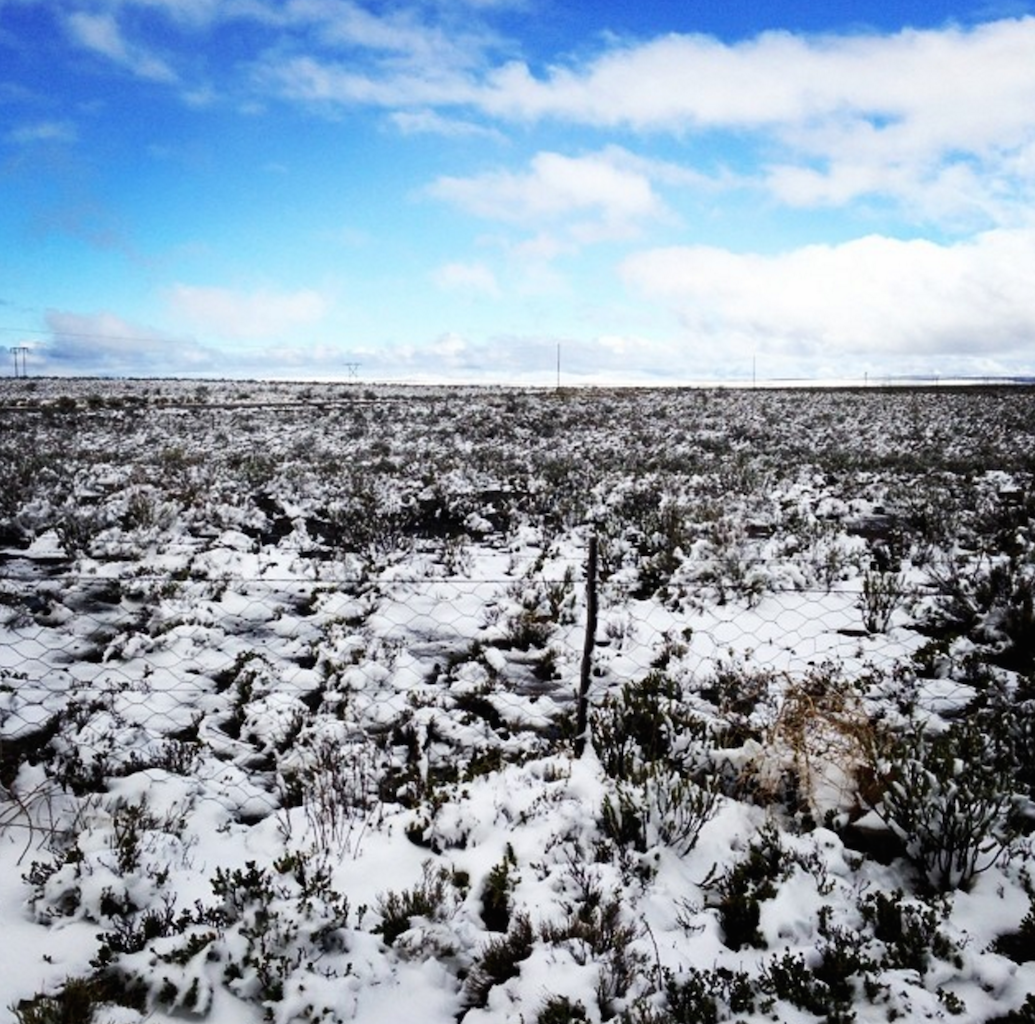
[480,848,516,932]
[633,966,756,1024]
[277,733,383,858]
[696,661,777,749]
[462,912,534,1011]
[599,484,689,598]
[539,886,643,1018]
[874,721,1017,891]
[601,765,718,857]
[90,828,359,1019]
[858,888,962,974]
[708,823,787,951]
[697,516,766,607]
[973,678,1035,804]
[205,851,353,1007]
[374,860,460,947]
[985,993,1035,1022]
[925,556,1035,673]
[0,441,45,521]
[761,951,852,1021]
[860,569,906,633]
[502,608,553,651]
[536,995,590,1023]
[11,973,143,1024]
[593,672,710,782]
[53,502,110,560]
[993,889,1035,962]
[593,673,679,780]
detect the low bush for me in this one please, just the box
[709,823,787,950]
[874,721,1017,891]
[601,765,718,857]
[375,860,457,946]
[11,974,144,1024]
[463,912,534,1010]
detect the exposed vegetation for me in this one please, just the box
[2,379,1034,1023]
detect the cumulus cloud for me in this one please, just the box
[620,228,1035,368]
[475,19,1035,224]
[428,150,663,241]
[165,284,330,340]
[479,19,1035,138]
[50,5,1035,224]
[250,13,1035,226]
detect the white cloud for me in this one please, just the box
[292,0,476,65]
[475,18,1035,224]
[166,284,330,340]
[66,10,178,83]
[251,0,507,110]
[365,330,689,384]
[6,120,78,145]
[260,53,473,107]
[43,309,213,372]
[620,228,1035,368]
[389,108,502,140]
[53,6,1035,225]
[427,150,663,240]
[479,19,1035,138]
[432,261,501,296]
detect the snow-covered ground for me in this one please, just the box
[1,380,1033,1023]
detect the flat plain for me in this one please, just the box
[2,379,1034,1024]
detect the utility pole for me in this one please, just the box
[344,362,360,380]
[9,346,28,377]
[556,343,560,390]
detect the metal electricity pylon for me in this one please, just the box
[9,346,28,377]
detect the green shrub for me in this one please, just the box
[537,995,589,1024]
[875,721,1016,891]
[463,912,534,1010]
[481,849,516,932]
[374,860,456,946]
[860,570,906,633]
[593,672,711,782]
[601,765,718,856]
[206,851,352,1006]
[993,891,1035,962]
[761,951,844,1019]
[11,974,143,1024]
[662,966,756,1023]
[858,889,962,973]
[710,823,786,950]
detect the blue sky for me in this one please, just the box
[2,0,1035,382]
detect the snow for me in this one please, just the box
[1,379,1034,1023]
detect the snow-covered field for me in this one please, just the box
[1,379,1034,1024]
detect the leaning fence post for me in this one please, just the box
[574,533,598,758]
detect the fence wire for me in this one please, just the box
[0,561,968,843]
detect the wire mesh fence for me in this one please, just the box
[2,550,953,829]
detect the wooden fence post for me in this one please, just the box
[574,533,598,757]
